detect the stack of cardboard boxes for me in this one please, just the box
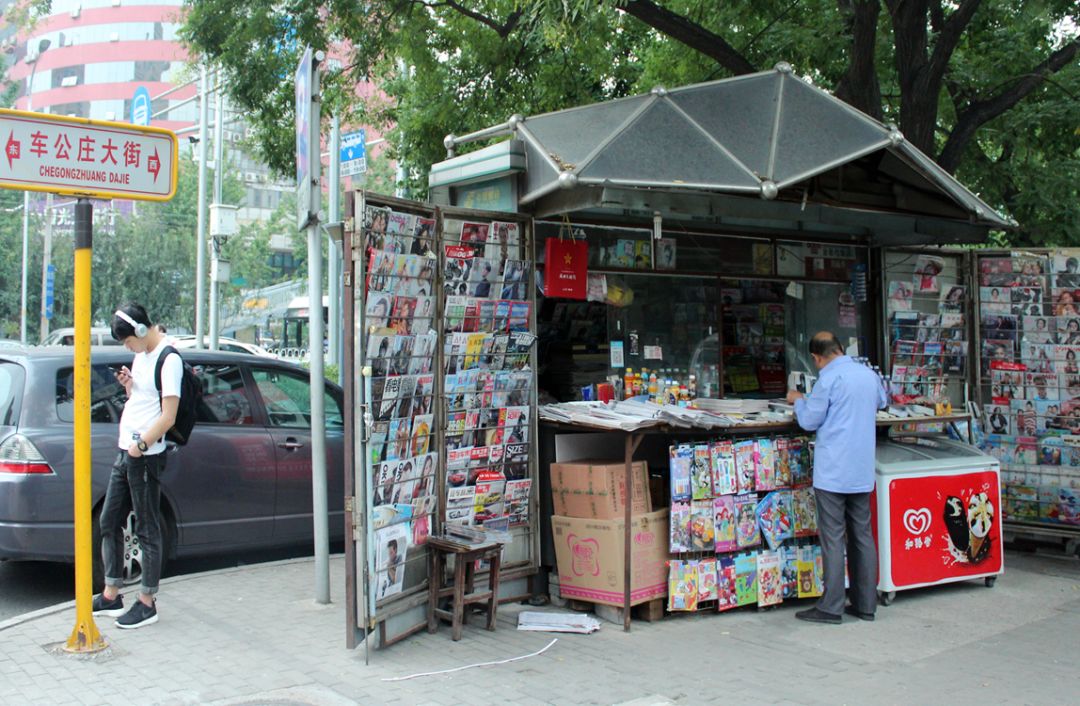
[549,460,669,608]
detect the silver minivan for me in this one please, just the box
[0,346,345,588]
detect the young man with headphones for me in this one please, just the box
[92,303,182,629]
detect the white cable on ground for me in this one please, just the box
[381,638,559,682]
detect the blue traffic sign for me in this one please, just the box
[45,264,55,319]
[131,86,151,126]
[340,130,366,176]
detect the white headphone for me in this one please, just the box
[114,309,148,338]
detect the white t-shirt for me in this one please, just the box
[118,340,183,455]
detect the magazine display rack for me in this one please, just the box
[665,431,822,612]
[344,193,539,654]
[438,206,539,576]
[972,249,1080,543]
[881,248,972,410]
[349,193,441,653]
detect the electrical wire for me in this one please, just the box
[380,637,558,682]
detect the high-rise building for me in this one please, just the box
[7,0,195,128]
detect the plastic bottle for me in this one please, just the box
[624,368,635,399]
[648,372,658,402]
[633,372,643,396]
[688,374,697,399]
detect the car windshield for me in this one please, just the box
[0,362,25,428]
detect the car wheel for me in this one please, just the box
[93,505,173,592]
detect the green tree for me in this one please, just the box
[181,0,1079,242]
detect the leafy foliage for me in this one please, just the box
[181,0,1078,242]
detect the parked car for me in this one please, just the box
[40,327,122,346]
[0,347,345,588]
[171,335,279,359]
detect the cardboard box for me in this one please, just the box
[551,509,669,607]
[549,460,651,519]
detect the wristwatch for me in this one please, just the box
[136,439,149,452]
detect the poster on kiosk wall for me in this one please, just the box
[880,469,1003,588]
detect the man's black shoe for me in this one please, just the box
[116,599,158,629]
[845,605,875,622]
[91,593,125,618]
[795,607,841,624]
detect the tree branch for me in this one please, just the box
[619,0,757,75]
[926,0,982,84]
[423,1,522,38]
[938,36,1080,172]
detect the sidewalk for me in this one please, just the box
[1,550,1077,706]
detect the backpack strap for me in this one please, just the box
[154,345,181,409]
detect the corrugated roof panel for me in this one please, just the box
[578,100,761,189]
[771,77,887,184]
[523,94,651,170]
[669,73,779,178]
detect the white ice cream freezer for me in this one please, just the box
[872,436,1003,605]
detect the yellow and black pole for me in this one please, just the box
[65,198,105,653]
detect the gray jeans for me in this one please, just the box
[100,451,166,595]
[814,488,877,616]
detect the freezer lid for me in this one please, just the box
[875,436,997,475]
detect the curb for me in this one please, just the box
[0,554,335,632]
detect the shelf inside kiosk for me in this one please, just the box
[535,222,874,403]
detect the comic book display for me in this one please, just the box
[361,204,441,598]
[440,218,537,534]
[666,436,823,611]
[885,253,969,407]
[976,251,1080,528]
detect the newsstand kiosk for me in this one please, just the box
[873,437,1003,605]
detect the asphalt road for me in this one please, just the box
[0,545,331,623]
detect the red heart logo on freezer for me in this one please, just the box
[903,508,932,536]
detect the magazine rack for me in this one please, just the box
[343,193,539,657]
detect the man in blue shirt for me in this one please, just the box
[787,332,888,624]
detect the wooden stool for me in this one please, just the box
[426,537,503,641]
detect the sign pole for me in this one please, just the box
[65,198,105,653]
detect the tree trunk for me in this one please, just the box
[834,0,883,121]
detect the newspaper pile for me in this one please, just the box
[538,400,793,431]
[517,611,601,634]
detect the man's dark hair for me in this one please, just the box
[388,539,399,551]
[808,333,843,357]
[111,303,152,341]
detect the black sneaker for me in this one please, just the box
[91,593,125,618]
[116,599,158,629]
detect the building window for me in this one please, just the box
[52,65,84,89]
[51,101,91,118]
[133,60,169,82]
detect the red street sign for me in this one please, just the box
[0,109,177,202]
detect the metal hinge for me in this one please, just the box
[343,272,352,287]
[344,495,354,513]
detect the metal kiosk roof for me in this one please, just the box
[435,63,1012,245]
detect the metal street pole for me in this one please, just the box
[20,40,49,345]
[209,87,225,350]
[328,114,341,378]
[39,193,53,341]
[65,198,105,653]
[194,65,210,348]
[305,51,330,604]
